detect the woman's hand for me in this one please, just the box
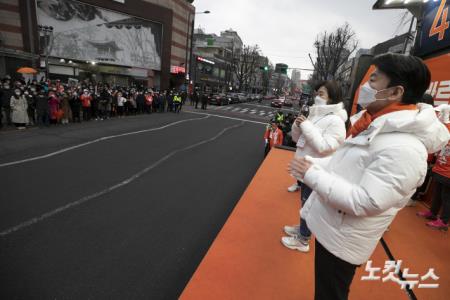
[288,157,312,179]
[294,115,307,126]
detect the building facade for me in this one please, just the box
[192,28,243,92]
[0,0,195,90]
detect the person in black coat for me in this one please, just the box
[98,88,111,120]
[201,92,209,110]
[193,90,199,109]
[69,91,82,123]
[1,81,14,126]
[35,88,50,126]
[135,91,146,114]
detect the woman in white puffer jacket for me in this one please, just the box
[282,81,348,253]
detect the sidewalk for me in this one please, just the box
[180,148,448,300]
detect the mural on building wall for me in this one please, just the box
[36,0,162,70]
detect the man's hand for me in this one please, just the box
[294,115,307,126]
[288,157,312,179]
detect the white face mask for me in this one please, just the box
[357,82,392,108]
[314,96,328,106]
[357,82,378,108]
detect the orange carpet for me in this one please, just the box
[180,148,448,300]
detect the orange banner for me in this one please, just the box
[350,65,375,116]
[424,53,450,106]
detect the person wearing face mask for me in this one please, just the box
[69,90,82,123]
[48,91,61,125]
[80,89,92,121]
[288,53,450,300]
[24,89,36,126]
[282,80,348,253]
[1,81,14,127]
[35,87,50,127]
[10,88,29,129]
[416,104,450,231]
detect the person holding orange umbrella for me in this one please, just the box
[16,67,37,75]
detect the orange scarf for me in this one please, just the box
[348,102,417,137]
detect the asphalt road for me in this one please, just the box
[0,104,267,299]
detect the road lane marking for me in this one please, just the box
[242,103,297,113]
[0,121,245,237]
[185,111,267,125]
[0,116,210,168]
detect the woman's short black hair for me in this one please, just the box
[372,53,431,104]
[314,80,342,105]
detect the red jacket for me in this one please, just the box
[80,94,92,108]
[433,123,450,178]
[264,127,283,148]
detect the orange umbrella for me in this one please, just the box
[17,67,38,74]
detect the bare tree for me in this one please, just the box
[312,23,358,82]
[232,44,260,92]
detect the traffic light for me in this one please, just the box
[260,66,269,71]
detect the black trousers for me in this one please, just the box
[430,172,450,223]
[315,240,358,300]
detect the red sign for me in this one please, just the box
[170,66,185,74]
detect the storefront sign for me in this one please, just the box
[170,66,186,74]
[36,0,162,70]
[197,56,215,65]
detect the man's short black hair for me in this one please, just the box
[314,80,342,105]
[421,93,434,105]
[372,53,431,104]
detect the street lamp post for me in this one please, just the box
[38,25,54,80]
[186,10,210,92]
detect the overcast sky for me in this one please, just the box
[193,0,411,79]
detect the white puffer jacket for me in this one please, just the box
[301,103,450,265]
[292,102,348,159]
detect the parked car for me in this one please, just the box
[237,93,247,103]
[228,93,240,104]
[209,93,229,106]
[271,98,284,108]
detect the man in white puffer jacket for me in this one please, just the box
[282,81,348,253]
[289,53,450,300]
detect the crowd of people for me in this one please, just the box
[0,76,189,130]
[263,53,450,300]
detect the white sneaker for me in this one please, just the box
[287,183,299,192]
[283,224,300,237]
[281,236,310,252]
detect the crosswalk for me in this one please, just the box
[207,105,275,118]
